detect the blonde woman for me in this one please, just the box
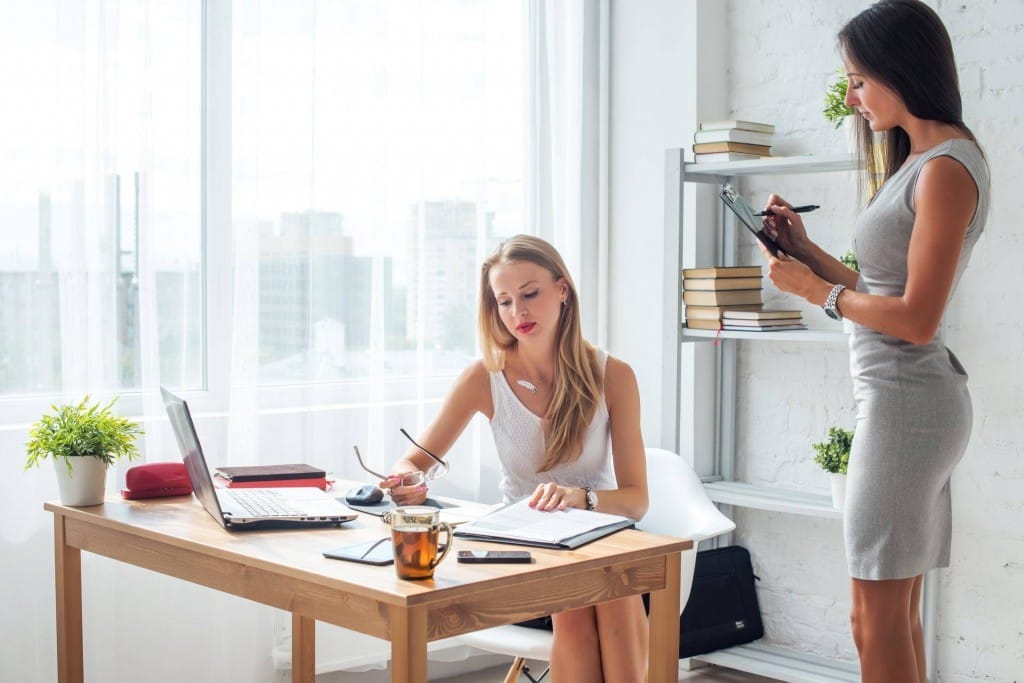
[384,234,649,682]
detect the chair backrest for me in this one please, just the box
[638,448,735,614]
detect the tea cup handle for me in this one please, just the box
[432,522,454,568]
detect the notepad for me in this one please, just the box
[453,498,635,549]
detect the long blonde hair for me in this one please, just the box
[478,235,603,472]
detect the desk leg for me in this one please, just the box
[292,614,315,683]
[389,605,428,683]
[54,515,83,683]
[648,552,681,683]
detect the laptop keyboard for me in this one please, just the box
[230,489,301,517]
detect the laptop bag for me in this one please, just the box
[678,545,764,657]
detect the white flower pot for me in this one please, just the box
[829,472,847,511]
[54,457,108,506]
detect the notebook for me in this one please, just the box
[160,387,357,530]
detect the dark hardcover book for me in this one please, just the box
[214,463,326,482]
[214,474,328,490]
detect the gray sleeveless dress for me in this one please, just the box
[845,138,989,580]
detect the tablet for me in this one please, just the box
[323,538,394,565]
[719,184,782,257]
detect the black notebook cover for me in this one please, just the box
[214,464,326,482]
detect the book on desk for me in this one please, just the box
[213,464,329,490]
[453,497,635,549]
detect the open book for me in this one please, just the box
[453,497,635,549]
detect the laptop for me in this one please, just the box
[160,386,357,530]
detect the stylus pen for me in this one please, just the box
[754,204,820,216]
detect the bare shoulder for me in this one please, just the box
[448,359,494,417]
[453,359,492,394]
[602,354,639,405]
[917,153,977,206]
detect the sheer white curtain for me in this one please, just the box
[0,3,206,682]
[527,0,608,344]
[0,0,604,679]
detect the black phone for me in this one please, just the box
[719,184,782,257]
[457,549,532,564]
[323,538,394,565]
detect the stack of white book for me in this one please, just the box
[693,120,774,163]
[721,309,806,332]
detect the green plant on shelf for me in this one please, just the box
[25,396,144,474]
[840,249,859,272]
[824,70,856,129]
[812,426,854,475]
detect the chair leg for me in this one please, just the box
[503,657,527,683]
[522,664,549,683]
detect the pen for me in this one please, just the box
[754,204,820,216]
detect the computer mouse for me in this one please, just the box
[345,484,384,505]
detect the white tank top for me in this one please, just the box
[488,349,617,503]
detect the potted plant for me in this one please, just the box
[839,249,859,333]
[824,69,857,152]
[812,426,853,510]
[840,248,859,273]
[25,395,144,506]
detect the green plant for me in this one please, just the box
[812,426,854,475]
[840,249,859,272]
[824,70,856,129]
[25,396,144,474]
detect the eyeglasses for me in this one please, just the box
[353,428,450,488]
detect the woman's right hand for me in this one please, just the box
[381,474,428,506]
[762,193,812,258]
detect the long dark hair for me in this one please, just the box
[839,0,981,193]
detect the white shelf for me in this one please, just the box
[693,642,859,683]
[682,153,860,184]
[681,327,848,343]
[704,480,841,519]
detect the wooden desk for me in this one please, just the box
[47,490,690,683]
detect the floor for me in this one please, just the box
[435,661,782,682]
[311,659,782,682]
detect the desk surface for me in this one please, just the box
[47,483,690,682]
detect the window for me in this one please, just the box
[231,0,523,384]
[0,2,203,396]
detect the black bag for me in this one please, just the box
[676,545,763,657]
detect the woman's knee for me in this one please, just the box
[850,578,915,643]
[552,608,599,647]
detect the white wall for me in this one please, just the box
[609,0,1024,680]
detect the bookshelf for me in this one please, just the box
[663,151,938,681]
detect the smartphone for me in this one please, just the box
[719,184,782,257]
[457,550,532,564]
[323,538,394,566]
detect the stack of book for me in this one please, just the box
[721,308,806,332]
[693,120,775,163]
[214,464,329,490]
[682,266,764,330]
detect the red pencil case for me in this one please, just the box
[121,462,193,500]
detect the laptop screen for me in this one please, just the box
[160,386,227,527]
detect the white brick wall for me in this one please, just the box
[722,1,1024,680]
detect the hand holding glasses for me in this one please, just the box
[353,428,449,489]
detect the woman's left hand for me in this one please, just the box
[760,244,819,299]
[528,482,581,511]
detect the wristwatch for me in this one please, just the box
[583,487,599,511]
[823,284,847,321]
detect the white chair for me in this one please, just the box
[457,448,736,682]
